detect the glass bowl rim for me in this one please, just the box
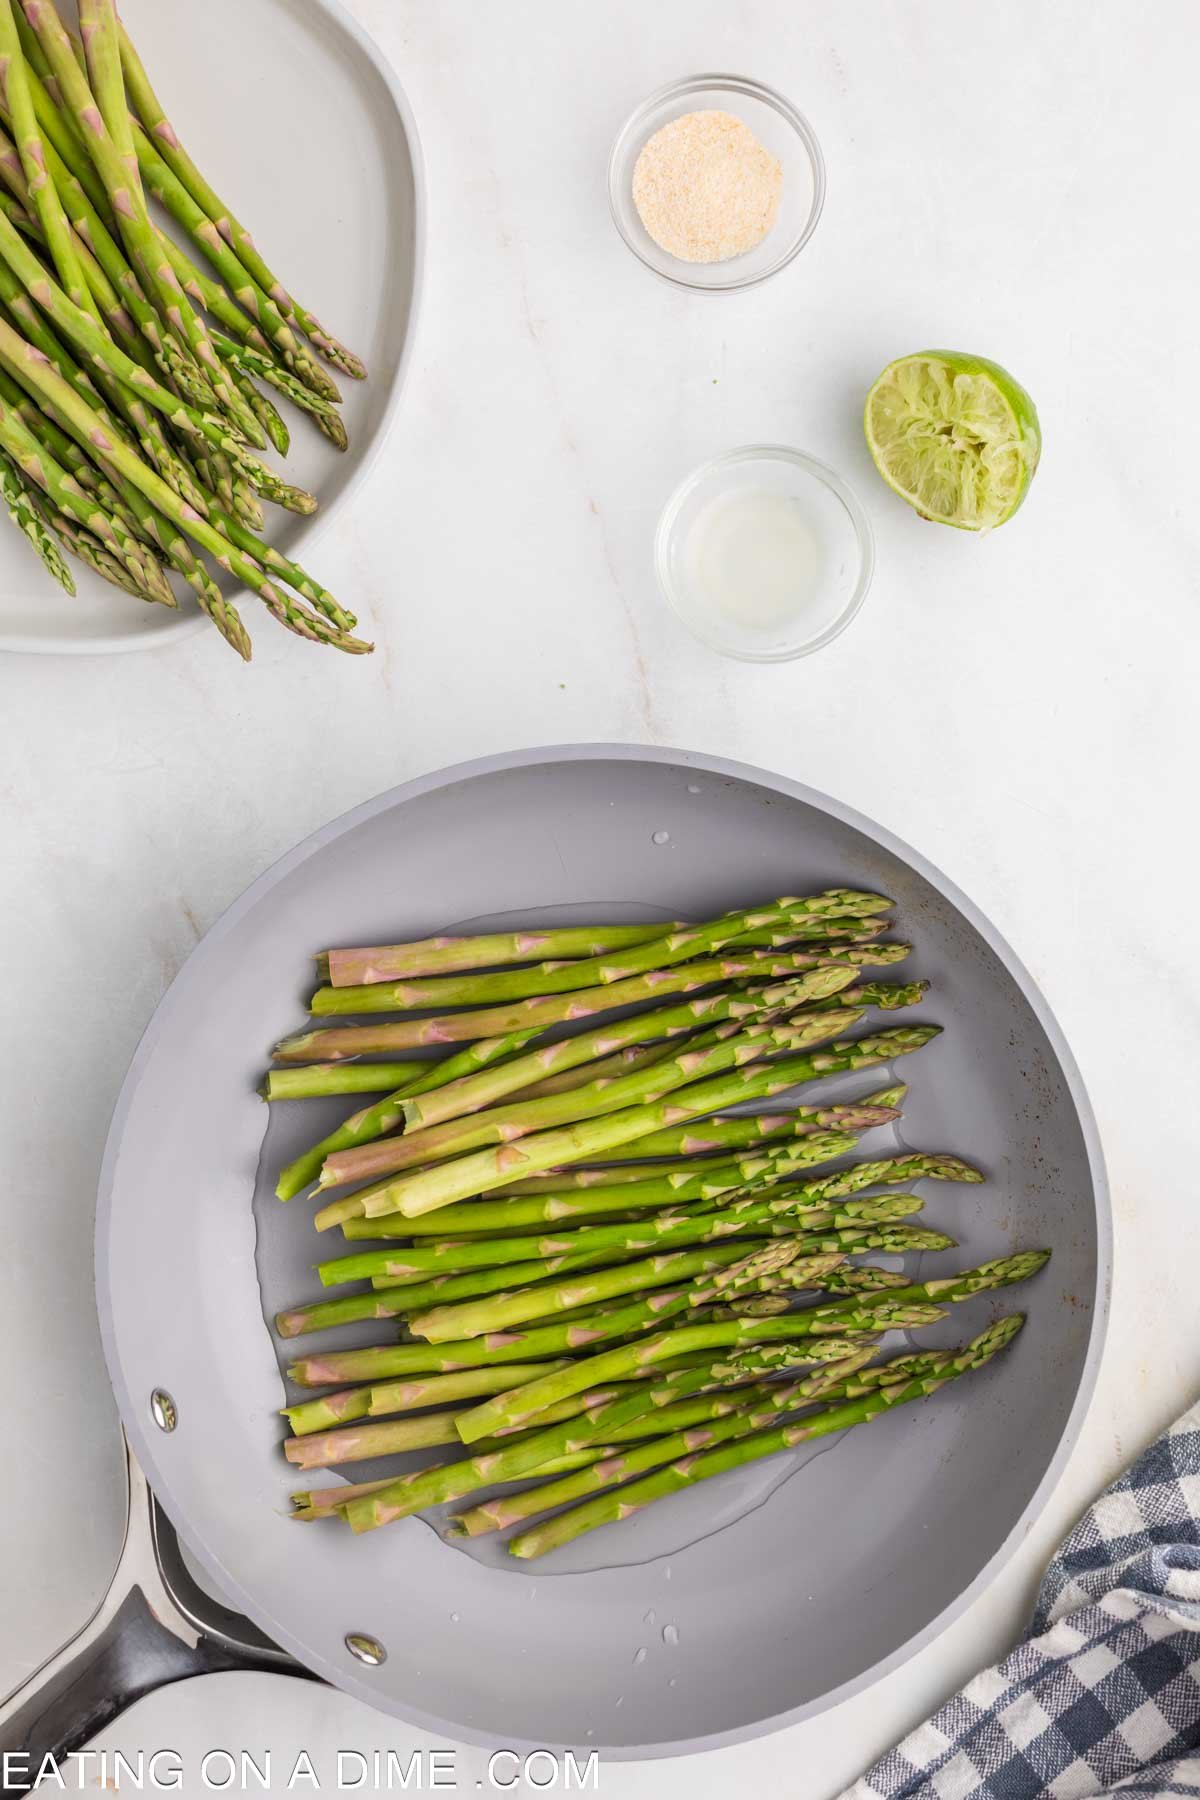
[653,443,876,662]
[608,72,827,293]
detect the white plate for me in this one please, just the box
[0,0,423,655]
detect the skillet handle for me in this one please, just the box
[0,1435,307,1797]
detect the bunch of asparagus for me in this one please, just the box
[263,891,1049,1559]
[0,0,365,655]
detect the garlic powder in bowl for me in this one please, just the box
[632,110,782,264]
[609,75,826,293]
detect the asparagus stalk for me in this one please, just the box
[316,1009,865,1192]
[0,314,368,648]
[0,393,173,598]
[500,982,924,1091]
[409,1225,954,1345]
[0,443,72,587]
[454,1254,1044,1445]
[213,330,347,449]
[363,1240,833,1314]
[343,1119,927,1238]
[369,1219,931,1316]
[282,1360,577,1437]
[492,1085,909,1181]
[273,1031,541,1200]
[347,1194,925,1292]
[314,1027,941,1225]
[320,922,688,988]
[24,0,258,432]
[278,1240,780,1340]
[506,1317,1025,1558]
[308,894,893,1014]
[267,1062,437,1101]
[268,1030,539,1106]
[0,0,96,325]
[338,1310,928,1533]
[282,1240,888,1387]
[338,1336,871,1532]
[451,1347,882,1538]
[44,503,147,593]
[0,188,317,505]
[276,1240,722,1340]
[290,1477,397,1519]
[497,1037,688,1103]
[286,1380,768,1473]
[290,1443,626,1520]
[0,260,257,647]
[329,1134,879,1271]
[395,981,807,1134]
[274,947,909,1062]
[818,1265,913,1297]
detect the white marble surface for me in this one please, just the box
[2,0,1198,1791]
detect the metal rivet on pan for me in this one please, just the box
[151,1389,177,1432]
[345,1633,387,1666]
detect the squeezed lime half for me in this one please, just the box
[864,350,1041,530]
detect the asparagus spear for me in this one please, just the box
[491,1085,908,1181]
[25,0,258,433]
[363,1239,831,1314]
[506,1317,1025,1558]
[282,1360,578,1437]
[277,1243,703,1340]
[291,1445,628,1520]
[213,330,347,449]
[503,986,928,1108]
[0,258,258,648]
[314,1027,941,1225]
[328,1135,877,1270]
[0,0,96,324]
[273,1031,541,1199]
[338,1335,871,1532]
[395,981,808,1134]
[286,1380,769,1473]
[267,1062,437,1101]
[450,1348,882,1537]
[340,1193,925,1292]
[274,947,909,1062]
[320,922,688,988]
[308,894,893,1014]
[282,1238,887,1387]
[45,503,149,594]
[0,443,71,587]
[316,1009,865,1191]
[371,1217,935,1315]
[0,314,369,648]
[343,1121,932,1239]
[408,1225,955,1345]
[340,1317,935,1540]
[454,1255,1044,1444]
[277,1240,782,1339]
[818,1266,913,1297]
[267,1030,539,1106]
[0,394,174,598]
[0,187,320,505]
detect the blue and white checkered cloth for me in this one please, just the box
[845,1400,1200,1800]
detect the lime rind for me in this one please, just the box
[864,351,1041,531]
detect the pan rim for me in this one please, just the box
[95,741,1111,1759]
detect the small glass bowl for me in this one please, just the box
[654,445,875,662]
[608,74,826,293]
